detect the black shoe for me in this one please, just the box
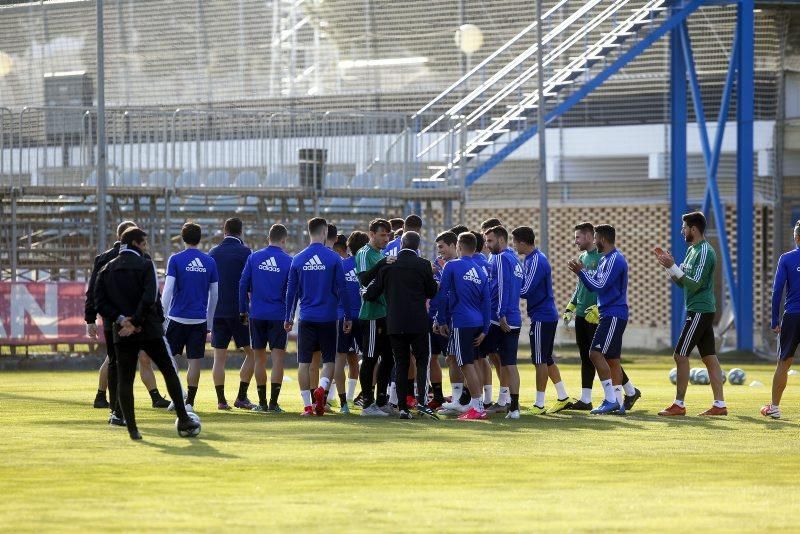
[152,396,171,409]
[353,393,364,408]
[128,429,142,440]
[108,412,126,426]
[623,388,641,411]
[177,418,201,438]
[571,400,593,411]
[399,409,413,420]
[94,396,110,409]
[416,405,440,420]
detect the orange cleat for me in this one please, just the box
[698,405,728,416]
[457,408,488,420]
[313,387,326,416]
[658,403,686,416]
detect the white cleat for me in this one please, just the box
[505,410,520,420]
[760,404,781,419]
[440,401,469,414]
[361,404,390,417]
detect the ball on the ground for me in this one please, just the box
[694,369,710,385]
[728,368,746,385]
[689,368,701,384]
[719,369,727,384]
[669,368,678,385]
[176,412,201,437]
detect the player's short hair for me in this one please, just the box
[389,218,404,231]
[404,214,423,231]
[485,225,508,242]
[181,222,201,245]
[333,233,347,251]
[368,218,392,233]
[471,231,485,252]
[395,228,404,238]
[682,211,707,234]
[268,224,288,243]
[511,226,536,246]
[435,231,457,246]
[449,224,469,236]
[574,221,594,234]
[121,227,147,247]
[223,217,243,236]
[347,231,369,256]
[480,218,503,231]
[327,223,338,241]
[116,220,137,238]
[458,232,477,253]
[308,217,328,237]
[795,220,800,238]
[401,231,421,251]
[594,224,616,244]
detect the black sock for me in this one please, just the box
[96,389,106,399]
[339,393,347,406]
[257,385,267,406]
[214,385,226,404]
[376,392,388,407]
[269,383,282,406]
[148,388,162,401]
[406,379,415,398]
[432,382,444,402]
[237,381,249,401]
[621,367,630,386]
[186,386,198,406]
[459,387,471,405]
[510,394,520,412]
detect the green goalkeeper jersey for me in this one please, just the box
[355,243,387,320]
[675,239,716,313]
[569,249,601,317]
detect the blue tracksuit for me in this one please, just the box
[772,246,800,328]
[165,249,218,320]
[239,245,293,321]
[285,243,350,323]
[520,248,559,322]
[577,247,629,320]
[472,253,491,278]
[490,248,524,327]
[209,236,251,318]
[339,256,362,320]
[437,256,491,333]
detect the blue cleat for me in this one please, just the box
[590,400,621,415]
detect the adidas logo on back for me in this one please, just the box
[185,258,207,272]
[513,263,524,279]
[345,269,358,283]
[258,257,281,272]
[302,255,326,271]
[463,267,482,284]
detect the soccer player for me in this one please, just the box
[762,220,800,419]
[655,211,726,416]
[389,218,404,233]
[334,231,368,413]
[437,232,491,420]
[208,217,256,410]
[564,222,639,410]
[383,214,422,257]
[512,226,575,414]
[284,217,351,416]
[355,218,395,416]
[568,224,630,415]
[478,218,507,406]
[94,228,199,440]
[470,230,498,409]
[481,225,524,418]
[162,222,219,411]
[239,224,292,413]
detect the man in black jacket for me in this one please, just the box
[365,231,439,419]
[95,228,199,440]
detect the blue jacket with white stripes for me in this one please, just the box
[489,248,524,327]
[577,247,629,320]
[285,242,350,323]
[437,256,491,333]
[520,249,559,323]
[239,245,293,321]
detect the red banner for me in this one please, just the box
[0,282,104,345]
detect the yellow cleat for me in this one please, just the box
[547,397,576,414]
[529,404,547,415]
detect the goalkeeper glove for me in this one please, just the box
[584,305,600,325]
[562,302,576,325]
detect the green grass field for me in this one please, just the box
[2,355,799,532]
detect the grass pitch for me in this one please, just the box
[1,355,799,532]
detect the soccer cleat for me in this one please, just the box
[313,387,326,416]
[457,408,488,420]
[93,396,110,409]
[399,409,413,420]
[760,404,780,419]
[530,404,547,415]
[590,400,621,415]
[440,401,469,414]
[108,412,126,427]
[217,402,232,411]
[505,410,520,420]
[658,403,686,416]
[406,395,418,409]
[615,403,626,415]
[426,399,443,411]
[361,404,390,417]
[547,397,575,414]
[152,397,171,409]
[570,400,593,411]
[268,404,285,414]
[301,406,314,417]
[251,404,268,413]
[234,398,256,410]
[485,403,509,415]
[339,403,350,415]
[436,407,461,416]
[698,406,728,416]
[353,393,364,408]
[623,388,642,410]
[416,405,440,420]
[128,429,142,440]
[380,403,399,416]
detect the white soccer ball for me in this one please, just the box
[669,368,678,385]
[176,411,201,437]
[689,368,701,384]
[728,368,746,385]
[694,369,710,385]
[719,369,727,384]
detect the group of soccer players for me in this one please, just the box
[87,209,800,434]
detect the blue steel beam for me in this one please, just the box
[463,0,705,187]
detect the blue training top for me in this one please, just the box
[339,255,362,320]
[577,247,629,320]
[489,247,523,327]
[520,248,559,323]
[437,256,491,333]
[165,249,218,320]
[285,242,350,323]
[239,245,293,321]
[209,236,251,318]
[772,246,800,328]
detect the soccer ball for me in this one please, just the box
[719,369,727,384]
[176,412,201,438]
[689,368,701,384]
[728,368,746,385]
[669,368,678,385]
[694,369,710,385]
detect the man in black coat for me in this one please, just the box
[95,227,199,440]
[365,231,439,419]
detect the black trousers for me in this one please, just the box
[104,327,119,414]
[389,332,430,411]
[116,335,188,433]
[575,316,630,389]
[359,318,395,407]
